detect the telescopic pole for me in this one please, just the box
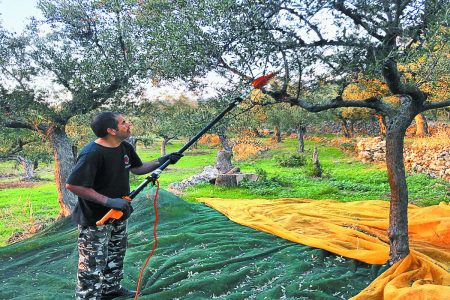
[128,96,246,198]
[96,72,276,225]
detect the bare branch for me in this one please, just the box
[0,119,49,132]
[382,59,426,104]
[281,50,289,93]
[2,119,39,131]
[218,57,253,82]
[422,99,450,111]
[281,6,324,40]
[262,88,395,115]
[333,0,385,41]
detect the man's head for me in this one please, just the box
[91,112,131,139]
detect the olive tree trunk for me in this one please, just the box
[274,126,282,143]
[340,118,352,138]
[218,133,232,152]
[296,126,305,153]
[48,126,77,217]
[16,155,35,179]
[385,116,412,263]
[414,113,429,137]
[375,114,387,137]
[160,137,171,156]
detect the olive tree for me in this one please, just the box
[0,0,203,216]
[162,0,450,263]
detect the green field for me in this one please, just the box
[1,136,449,246]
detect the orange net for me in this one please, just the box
[198,198,450,299]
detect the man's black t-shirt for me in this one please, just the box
[67,141,143,226]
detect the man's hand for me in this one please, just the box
[158,152,183,165]
[105,197,131,211]
[121,204,134,220]
[105,198,134,220]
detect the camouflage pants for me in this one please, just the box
[75,220,128,300]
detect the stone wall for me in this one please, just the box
[356,137,450,182]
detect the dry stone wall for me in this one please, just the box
[356,137,450,182]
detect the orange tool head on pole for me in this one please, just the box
[251,72,277,89]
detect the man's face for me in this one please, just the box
[113,115,131,140]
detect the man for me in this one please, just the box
[66,112,182,299]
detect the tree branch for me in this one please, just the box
[262,88,395,115]
[218,57,253,82]
[382,59,426,104]
[1,119,40,131]
[281,50,289,93]
[422,99,450,111]
[333,0,385,41]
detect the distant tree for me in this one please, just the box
[138,97,197,155]
[0,128,51,179]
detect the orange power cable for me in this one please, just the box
[134,179,160,300]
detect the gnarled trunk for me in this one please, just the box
[385,118,411,264]
[16,155,35,179]
[296,126,305,153]
[414,113,429,137]
[218,133,232,152]
[160,136,171,156]
[48,126,77,217]
[340,118,351,138]
[215,150,233,174]
[274,126,281,143]
[349,120,354,138]
[375,114,387,137]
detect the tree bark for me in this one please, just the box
[218,133,232,152]
[274,126,282,143]
[16,155,35,179]
[296,126,305,153]
[349,120,354,138]
[215,150,233,174]
[312,145,322,177]
[385,118,411,264]
[215,174,238,187]
[340,118,351,138]
[48,126,77,217]
[160,137,170,156]
[414,113,429,137]
[375,114,387,137]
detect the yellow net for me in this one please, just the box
[198,198,450,299]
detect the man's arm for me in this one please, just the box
[65,184,108,205]
[66,184,132,211]
[130,152,183,175]
[130,160,160,175]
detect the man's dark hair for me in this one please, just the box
[90,112,120,138]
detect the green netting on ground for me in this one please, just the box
[0,189,376,299]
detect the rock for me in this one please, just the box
[168,165,219,192]
[226,167,241,174]
[355,137,449,182]
[215,173,258,187]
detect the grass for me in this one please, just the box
[0,136,449,246]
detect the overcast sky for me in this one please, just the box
[0,0,41,33]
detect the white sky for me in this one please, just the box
[0,0,41,33]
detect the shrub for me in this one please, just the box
[240,172,291,196]
[255,168,268,181]
[340,142,355,152]
[275,153,307,167]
